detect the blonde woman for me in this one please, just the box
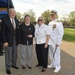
[35,17,50,72]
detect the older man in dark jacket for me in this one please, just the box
[2,8,19,74]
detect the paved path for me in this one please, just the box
[61,41,75,57]
[0,41,75,75]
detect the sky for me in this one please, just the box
[12,0,75,19]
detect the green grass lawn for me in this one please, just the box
[63,28,75,43]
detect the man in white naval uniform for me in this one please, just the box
[48,10,64,73]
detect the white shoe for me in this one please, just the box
[54,68,61,73]
[47,65,54,68]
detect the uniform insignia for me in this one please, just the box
[52,24,56,30]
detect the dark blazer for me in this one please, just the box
[1,16,19,47]
[19,23,35,45]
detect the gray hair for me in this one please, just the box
[9,8,16,12]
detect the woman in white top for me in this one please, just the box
[35,17,50,72]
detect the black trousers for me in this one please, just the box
[36,43,48,68]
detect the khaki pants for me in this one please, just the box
[20,44,33,67]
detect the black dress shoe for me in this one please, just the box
[35,64,42,67]
[22,66,26,69]
[41,69,47,72]
[1,51,5,53]
[27,65,32,69]
[12,65,19,69]
[0,53,4,56]
[6,70,11,74]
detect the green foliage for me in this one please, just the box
[23,9,36,23]
[63,28,75,43]
[69,18,75,26]
[69,11,75,19]
[16,12,21,21]
[41,10,50,25]
[68,11,75,26]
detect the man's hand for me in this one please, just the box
[56,44,59,48]
[27,35,33,38]
[3,42,8,47]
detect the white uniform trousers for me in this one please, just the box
[49,45,61,69]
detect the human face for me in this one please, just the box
[9,9,16,18]
[24,16,30,24]
[50,14,57,20]
[38,18,44,26]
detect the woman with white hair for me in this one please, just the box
[2,8,19,74]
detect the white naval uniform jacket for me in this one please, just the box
[48,19,64,46]
[35,24,50,44]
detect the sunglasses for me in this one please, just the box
[38,19,43,21]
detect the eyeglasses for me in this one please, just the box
[38,19,43,21]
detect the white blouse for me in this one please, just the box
[35,24,50,44]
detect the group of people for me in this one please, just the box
[1,8,64,74]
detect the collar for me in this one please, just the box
[52,19,58,22]
[38,23,44,28]
[10,17,14,21]
[25,23,30,26]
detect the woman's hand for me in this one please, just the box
[3,42,8,47]
[27,35,33,38]
[44,43,48,48]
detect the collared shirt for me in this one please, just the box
[48,19,64,45]
[10,17,16,29]
[35,24,50,44]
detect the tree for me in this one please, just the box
[16,12,21,21]
[62,20,70,27]
[23,9,36,23]
[68,11,75,26]
[41,10,51,25]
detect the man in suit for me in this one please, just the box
[2,8,19,74]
